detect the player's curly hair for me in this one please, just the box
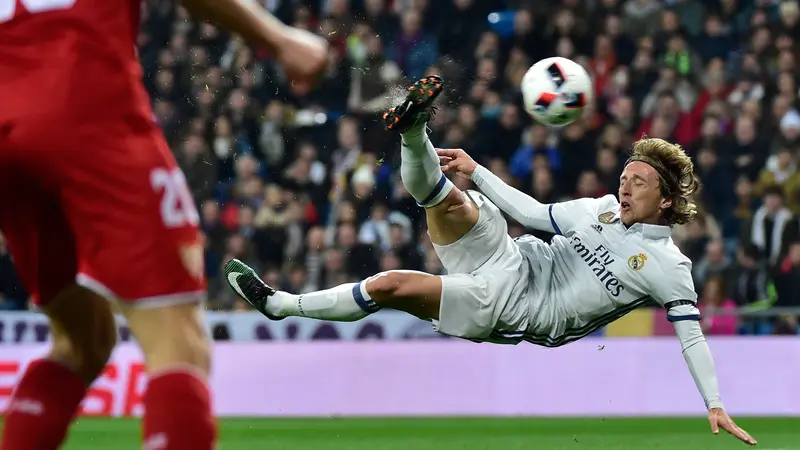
[626,137,700,225]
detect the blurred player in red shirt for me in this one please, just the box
[0,1,326,449]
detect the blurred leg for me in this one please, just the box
[118,302,215,450]
[0,287,116,450]
[52,112,215,450]
[0,185,115,450]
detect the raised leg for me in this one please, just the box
[388,75,480,246]
[224,75,481,323]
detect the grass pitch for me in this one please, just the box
[58,417,797,449]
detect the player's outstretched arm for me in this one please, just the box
[437,148,556,233]
[671,319,757,446]
[655,261,756,445]
[180,0,327,93]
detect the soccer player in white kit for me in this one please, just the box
[225,76,756,445]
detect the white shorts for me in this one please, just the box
[431,190,531,342]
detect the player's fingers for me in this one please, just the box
[709,418,720,435]
[738,431,757,446]
[436,148,462,157]
[720,420,742,439]
[732,428,754,445]
[438,155,452,165]
[742,430,758,445]
[727,424,756,445]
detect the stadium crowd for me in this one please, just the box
[0,0,799,335]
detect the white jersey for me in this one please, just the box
[496,194,699,347]
[470,165,721,410]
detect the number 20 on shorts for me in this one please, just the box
[150,168,200,229]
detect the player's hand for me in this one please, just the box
[436,148,477,179]
[708,408,757,446]
[275,27,329,95]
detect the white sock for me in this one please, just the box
[266,281,379,321]
[400,124,453,207]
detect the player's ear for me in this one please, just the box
[660,197,673,210]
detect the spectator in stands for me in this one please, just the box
[695,14,736,64]
[509,124,559,181]
[727,71,764,111]
[695,146,735,220]
[742,186,793,266]
[722,176,759,240]
[178,134,218,203]
[771,240,800,335]
[721,114,767,180]
[388,8,438,80]
[693,240,731,289]
[638,87,695,146]
[675,213,720,263]
[699,275,739,335]
[775,241,800,308]
[622,0,661,39]
[726,243,770,307]
[771,108,800,155]
[756,147,800,213]
[663,33,703,80]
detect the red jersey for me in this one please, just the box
[0,0,205,307]
[0,0,152,121]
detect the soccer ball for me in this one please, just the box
[521,57,592,127]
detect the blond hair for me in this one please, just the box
[626,137,699,225]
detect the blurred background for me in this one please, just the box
[2,0,800,340]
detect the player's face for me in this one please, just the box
[618,161,670,226]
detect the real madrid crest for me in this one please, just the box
[598,211,617,224]
[627,253,647,271]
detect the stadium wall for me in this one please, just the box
[0,339,796,417]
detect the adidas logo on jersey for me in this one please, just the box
[591,224,603,233]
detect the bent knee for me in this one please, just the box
[123,303,211,376]
[366,271,412,297]
[47,289,118,383]
[366,271,440,299]
[152,327,211,376]
[49,327,116,383]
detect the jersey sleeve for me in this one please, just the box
[673,319,724,410]
[649,258,701,322]
[548,194,618,235]
[471,165,555,232]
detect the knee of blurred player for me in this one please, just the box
[0,286,117,450]
[46,285,117,384]
[122,302,211,375]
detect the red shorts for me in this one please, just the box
[0,114,206,308]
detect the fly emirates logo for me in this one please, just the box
[568,235,625,297]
